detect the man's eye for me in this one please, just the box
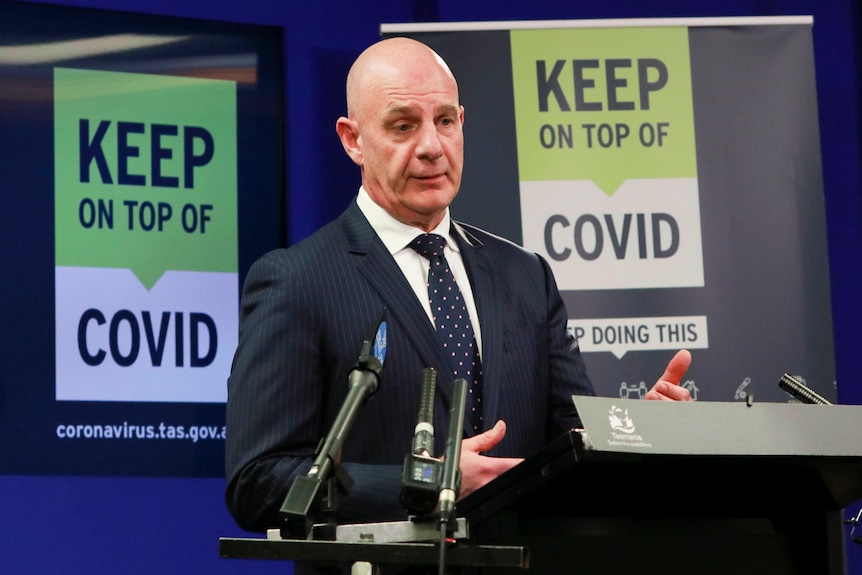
[395,123,411,132]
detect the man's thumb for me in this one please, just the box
[466,420,506,453]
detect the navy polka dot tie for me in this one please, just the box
[409,233,483,434]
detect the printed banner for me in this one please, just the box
[387,20,835,404]
[0,2,283,476]
[54,68,238,403]
[512,27,703,291]
[569,315,708,359]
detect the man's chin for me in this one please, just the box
[409,179,458,199]
[413,194,457,215]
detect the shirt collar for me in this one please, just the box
[356,186,462,255]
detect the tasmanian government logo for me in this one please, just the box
[607,405,652,448]
[608,405,636,434]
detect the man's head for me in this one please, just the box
[336,37,464,232]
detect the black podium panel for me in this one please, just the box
[458,398,862,575]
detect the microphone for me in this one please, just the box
[413,368,437,456]
[279,311,387,538]
[401,368,441,515]
[311,313,386,479]
[438,378,467,530]
[778,373,832,405]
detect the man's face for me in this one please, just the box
[344,49,464,231]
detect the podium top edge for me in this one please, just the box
[572,397,862,458]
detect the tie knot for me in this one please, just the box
[409,233,447,261]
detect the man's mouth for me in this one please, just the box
[414,173,445,181]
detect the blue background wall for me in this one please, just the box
[3,0,860,573]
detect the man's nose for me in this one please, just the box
[415,122,444,159]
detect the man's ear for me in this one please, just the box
[336,116,362,166]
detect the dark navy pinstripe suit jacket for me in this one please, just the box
[225,200,595,532]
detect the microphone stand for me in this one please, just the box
[257,373,527,575]
[316,373,469,546]
[275,368,470,546]
[279,338,383,540]
[308,377,471,546]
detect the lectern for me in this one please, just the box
[459,397,862,575]
[221,398,862,574]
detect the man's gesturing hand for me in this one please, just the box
[457,420,522,499]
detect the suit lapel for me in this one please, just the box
[453,223,503,435]
[338,203,458,406]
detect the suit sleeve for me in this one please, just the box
[224,250,319,531]
[538,253,596,440]
[225,250,405,532]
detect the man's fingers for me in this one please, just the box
[647,381,692,401]
[646,350,693,401]
[657,349,692,386]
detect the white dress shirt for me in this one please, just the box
[356,187,483,358]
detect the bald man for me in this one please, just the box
[225,37,691,534]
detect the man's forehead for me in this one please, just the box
[349,51,459,118]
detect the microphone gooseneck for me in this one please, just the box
[778,373,832,405]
